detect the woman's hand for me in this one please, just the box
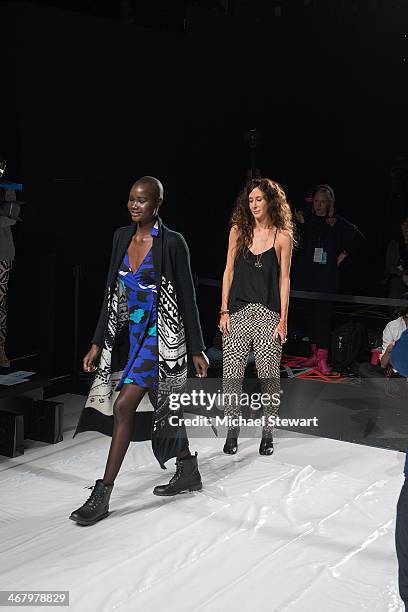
[403,272,408,287]
[272,318,287,344]
[294,209,305,224]
[83,344,101,373]
[218,312,231,335]
[326,201,336,226]
[336,250,348,266]
[192,353,209,378]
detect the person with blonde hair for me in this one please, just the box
[219,178,294,456]
[293,184,359,374]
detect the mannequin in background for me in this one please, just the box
[0,161,21,367]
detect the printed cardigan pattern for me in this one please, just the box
[73,218,205,468]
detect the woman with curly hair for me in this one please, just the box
[219,178,294,456]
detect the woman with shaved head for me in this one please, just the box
[70,176,209,526]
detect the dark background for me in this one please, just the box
[2,0,408,379]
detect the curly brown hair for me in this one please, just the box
[231,178,295,257]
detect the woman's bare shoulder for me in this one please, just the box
[276,228,292,244]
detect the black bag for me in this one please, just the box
[330,321,368,373]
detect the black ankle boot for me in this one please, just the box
[223,437,238,454]
[153,452,202,496]
[223,428,238,455]
[69,479,114,526]
[259,436,274,456]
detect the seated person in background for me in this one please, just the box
[381,311,408,373]
[386,215,408,302]
[359,306,408,378]
[358,308,408,439]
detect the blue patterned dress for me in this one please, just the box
[116,226,158,390]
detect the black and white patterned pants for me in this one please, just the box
[0,260,11,346]
[222,303,282,437]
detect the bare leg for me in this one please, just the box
[102,384,147,485]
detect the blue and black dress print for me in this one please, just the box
[116,224,158,390]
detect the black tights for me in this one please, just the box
[102,384,191,486]
[303,299,332,350]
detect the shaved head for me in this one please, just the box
[133,176,164,201]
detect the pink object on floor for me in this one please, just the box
[300,343,318,367]
[316,348,331,375]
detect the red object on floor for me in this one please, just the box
[281,354,344,382]
[296,368,343,383]
[281,355,309,368]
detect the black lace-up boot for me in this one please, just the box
[153,452,202,496]
[259,435,274,455]
[69,479,114,526]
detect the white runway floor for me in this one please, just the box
[0,394,405,612]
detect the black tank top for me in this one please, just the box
[228,229,281,314]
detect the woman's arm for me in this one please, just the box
[91,228,120,348]
[221,226,239,311]
[385,240,404,278]
[219,226,239,335]
[379,321,395,369]
[380,342,395,369]
[334,216,359,265]
[337,250,348,266]
[173,233,206,356]
[278,231,293,325]
[336,216,367,266]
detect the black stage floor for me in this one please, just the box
[278,376,407,453]
[201,367,408,453]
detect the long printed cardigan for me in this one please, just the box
[73,218,206,468]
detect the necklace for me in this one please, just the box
[254,253,263,268]
[253,228,272,268]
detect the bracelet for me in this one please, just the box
[219,309,230,315]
